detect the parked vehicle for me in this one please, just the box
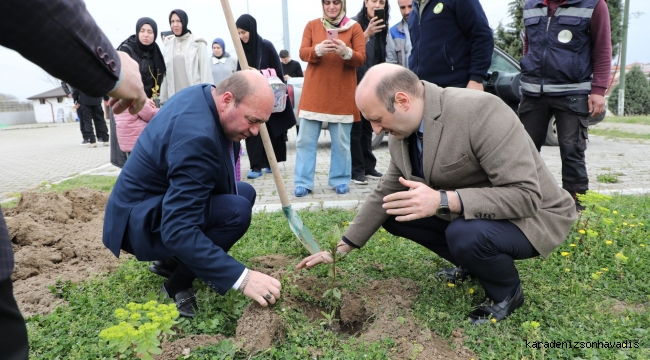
[286,46,605,148]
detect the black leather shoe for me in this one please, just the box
[148,259,178,278]
[161,284,198,318]
[469,284,524,324]
[436,266,471,282]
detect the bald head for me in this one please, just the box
[215,70,275,141]
[356,63,423,114]
[216,70,274,113]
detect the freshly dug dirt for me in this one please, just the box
[159,256,476,360]
[5,189,123,316]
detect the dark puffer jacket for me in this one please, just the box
[118,43,164,99]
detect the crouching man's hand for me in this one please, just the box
[239,270,282,307]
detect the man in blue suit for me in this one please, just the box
[103,71,282,317]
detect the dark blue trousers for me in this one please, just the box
[175,182,256,279]
[383,215,538,302]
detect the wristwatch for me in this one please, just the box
[437,190,450,216]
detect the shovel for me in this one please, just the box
[220,0,321,254]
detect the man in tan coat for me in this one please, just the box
[298,64,576,324]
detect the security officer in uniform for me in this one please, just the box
[518,0,611,210]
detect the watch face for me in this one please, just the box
[437,207,450,216]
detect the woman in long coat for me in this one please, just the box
[236,14,296,179]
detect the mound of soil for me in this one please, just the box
[159,255,476,360]
[5,189,122,316]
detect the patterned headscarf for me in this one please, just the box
[321,0,355,32]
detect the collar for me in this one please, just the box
[212,57,227,64]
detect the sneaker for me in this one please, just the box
[352,175,368,185]
[80,139,89,146]
[161,284,198,318]
[102,139,109,147]
[247,170,263,179]
[295,186,311,197]
[88,142,97,148]
[263,167,272,174]
[366,169,383,179]
[334,184,349,194]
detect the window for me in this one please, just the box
[39,99,45,105]
[57,97,64,103]
[489,50,520,74]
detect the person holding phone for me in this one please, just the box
[293,0,366,197]
[349,0,390,186]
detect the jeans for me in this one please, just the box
[294,118,352,189]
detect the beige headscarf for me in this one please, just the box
[321,0,357,32]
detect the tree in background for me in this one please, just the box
[607,66,650,115]
[494,0,623,60]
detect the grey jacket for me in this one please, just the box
[344,81,576,257]
[211,53,237,86]
[386,19,411,69]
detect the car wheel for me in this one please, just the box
[371,131,385,149]
[545,116,559,146]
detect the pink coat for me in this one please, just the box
[115,104,159,152]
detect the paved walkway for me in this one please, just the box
[1,121,649,207]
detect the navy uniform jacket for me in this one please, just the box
[103,84,244,295]
[0,0,120,97]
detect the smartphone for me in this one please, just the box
[374,8,386,24]
[326,29,338,40]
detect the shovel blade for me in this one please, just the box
[282,205,321,254]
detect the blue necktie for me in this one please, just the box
[417,131,424,176]
[229,142,238,195]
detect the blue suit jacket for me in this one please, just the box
[103,84,244,295]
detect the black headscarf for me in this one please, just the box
[169,9,191,36]
[236,14,263,69]
[117,17,166,98]
[356,2,390,64]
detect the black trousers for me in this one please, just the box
[79,104,109,143]
[0,278,29,360]
[383,215,538,302]
[245,129,287,171]
[350,115,377,178]
[518,94,590,194]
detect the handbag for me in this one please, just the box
[261,69,287,113]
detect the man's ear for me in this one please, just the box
[394,92,410,111]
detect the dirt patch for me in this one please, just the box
[610,299,648,314]
[158,334,225,360]
[5,189,122,316]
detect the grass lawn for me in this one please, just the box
[19,178,650,359]
[603,116,650,126]
[589,128,650,141]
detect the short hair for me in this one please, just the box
[279,50,289,58]
[374,67,424,113]
[215,72,253,107]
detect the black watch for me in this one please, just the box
[437,190,450,216]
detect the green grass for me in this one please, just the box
[1,175,116,209]
[604,116,650,126]
[597,173,620,183]
[24,194,650,359]
[590,128,650,141]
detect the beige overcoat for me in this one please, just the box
[343,81,576,257]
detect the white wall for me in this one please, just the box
[0,111,36,126]
[32,98,76,124]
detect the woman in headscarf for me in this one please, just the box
[235,14,296,179]
[349,0,390,185]
[111,17,166,167]
[211,38,237,86]
[159,9,212,103]
[293,0,366,197]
